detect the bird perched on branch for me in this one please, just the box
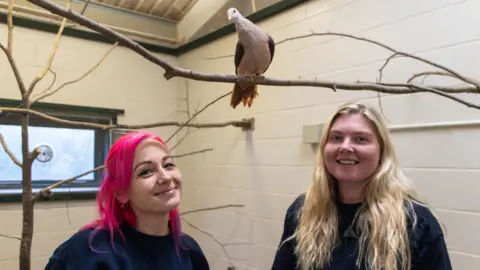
[227,7,275,109]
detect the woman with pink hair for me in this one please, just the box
[45,131,209,269]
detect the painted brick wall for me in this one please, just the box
[0,24,181,269]
[176,0,480,269]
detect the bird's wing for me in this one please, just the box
[234,41,245,75]
[262,34,275,74]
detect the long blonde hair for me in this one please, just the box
[290,102,431,270]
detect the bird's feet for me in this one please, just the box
[244,74,264,84]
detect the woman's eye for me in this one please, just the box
[164,162,175,170]
[356,136,367,143]
[330,135,342,142]
[138,169,153,177]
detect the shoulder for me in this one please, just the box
[180,233,210,270]
[281,193,306,230]
[287,193,306,216]
[408,200,445,243]
[46,227,121,269]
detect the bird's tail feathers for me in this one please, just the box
[230,83,258,109]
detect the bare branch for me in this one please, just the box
[172,148,213,158]
[180,204,244,216]
[7,0,13,54]
[31,42,118,103]
[0,133,22,167]
[181,218,232,265]
[32,165,104,201]
[165,91,232,143]
[169,129,199,151]
[0,107,253,130]
[407,71,458,83]
[0,233,21,241]
[0,44,28,97]
[27,0,71,97]
[24,0,480,98]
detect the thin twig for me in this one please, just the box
[180,204,244,216]
[27,0,70,97]
[7,0,13,54]
[169,129,199,151]
[0,44,28,96]
[181,217,232,264]
[165,91,232,143]
[407,71,458,83]
[0,107,253,130]
[0,133,22,167]
[31,42,118,103]
[172,148,213,158]
[32,165,105,200]
[0,234,21,241]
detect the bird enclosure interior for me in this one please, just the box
[0,0,479,269]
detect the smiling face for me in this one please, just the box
[323,113,381,185]
[127,138,181,215]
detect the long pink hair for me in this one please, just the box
[81,131,183,254]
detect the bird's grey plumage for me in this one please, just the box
[228,8,275,108]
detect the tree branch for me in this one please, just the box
[0,133,22,167]
[180,205,244,216]
[27,0,70,97]
[24,0,480,99]
[0,233,21,241]
[7,0,13,54]
[407,71,458,83]
[32,165,104,201]
[0,107,253,130]
[0,44,28,97]
[165,91,232,143]
[30,42,118,103]
[172,148,213,158]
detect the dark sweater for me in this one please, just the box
[271,193,452,270]
[45,222,210,270]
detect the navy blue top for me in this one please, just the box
[45,222,209,270]
[271,193,452,270]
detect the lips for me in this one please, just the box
[154,187,176,196]
[336,159,359,165]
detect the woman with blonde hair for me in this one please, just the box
[271,102,452,270]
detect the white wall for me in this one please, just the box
[176,0,480,269]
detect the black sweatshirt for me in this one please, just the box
[271,193,453,270]
[45,222,210,270]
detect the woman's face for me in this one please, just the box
[127,138,181,215]
[323,113,381,185]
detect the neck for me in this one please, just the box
[337,182,364,204]
[134,213,170,236]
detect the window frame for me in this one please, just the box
[0,98,124,202]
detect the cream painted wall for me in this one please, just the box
[176,0,480,269]
[0,24,181,269]
[176,0,226,43]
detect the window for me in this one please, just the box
[0,98,124,201]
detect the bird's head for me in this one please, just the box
[227,7,241,21]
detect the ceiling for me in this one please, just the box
[93,0,198,22]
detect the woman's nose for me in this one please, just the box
[156,169,173,184]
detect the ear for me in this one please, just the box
[114,192,129,204]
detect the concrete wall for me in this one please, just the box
[176,0,480,269]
